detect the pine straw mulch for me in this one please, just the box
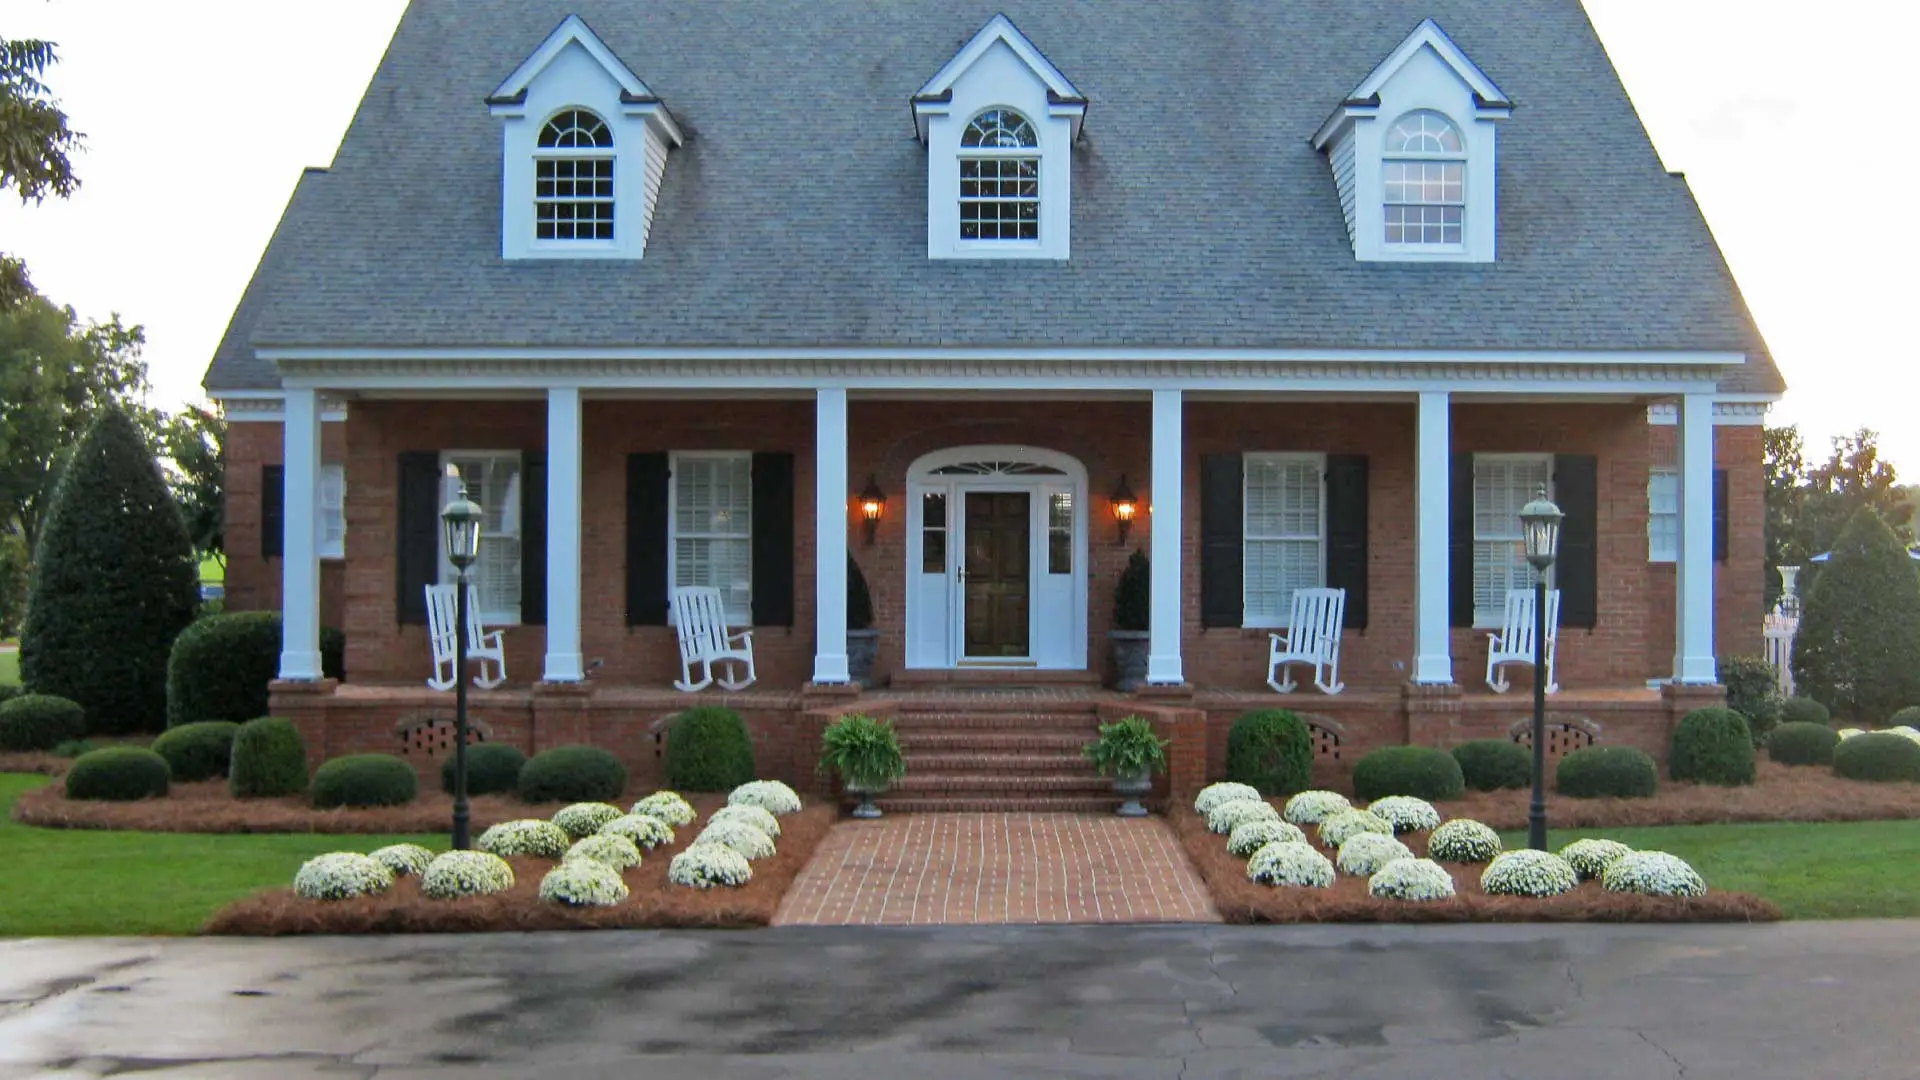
[9,779,587,834]
[204,798,837,935]
[0,751,73,778]
[1171,808,1781,925]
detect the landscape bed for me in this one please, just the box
[11,777,578,834]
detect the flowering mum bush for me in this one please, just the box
[600,813,675,851]
[1194,782,1263,816]
[293,852,394,901]
[1366,795,1441,834]
[1316,808,1393,848]
[421,851,515,899]
[630,791,697,827]
[1481,850,1580,897]
[696,818,777,860]
[1558,838,1633,881]
[1602,851,1707,897]
[1246,840,1335,888]
[1335,832,1414,876]
[476,819,571,860]
[710,803,781,838]
[1206,798,1281,834]
[1367,858,1456,901]
[1282,789,1351,826]
[551,802,626,840]
[668,841,754,888]
[1837,728,1865,741]
[368,843,434,878]
[562,833,643,872]
[1427,818,1503,864]
[1226,819,1307,857]
[1887,726,1920,745]
[727,780,803,815]
[538,860,630,907]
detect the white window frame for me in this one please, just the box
[317,463,345,561]
[1472,453,1552,629]
[438,451,524,627]
[532,107,616,251]
[956,108,1041,249]
[667,451,754,625]
[1383,110,1466,252]
[1242,452,1327,629]
[1648,467,1679,564]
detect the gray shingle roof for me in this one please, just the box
[205,0,1783,395]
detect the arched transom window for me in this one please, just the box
[1383,110,1464,246]
[535,109,614,241]
[959,108,1039,241]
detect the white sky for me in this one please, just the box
[0,1,1913,468]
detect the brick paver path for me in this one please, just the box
[773,812,1219,926]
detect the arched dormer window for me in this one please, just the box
[535,109,615,242]
[1383,110,1465,247]
[958,108,1039,242]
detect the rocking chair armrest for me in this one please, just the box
[726,629,754,647]
[1268,631,1292,650]
[478,627,507,651]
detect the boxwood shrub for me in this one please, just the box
[1451,739,1531,791]
[1768,721,1840,767]
[1832,731,1920,783]
[0,693,86,752]
[1779,697,1831,727]
[1351,745,1465,802]
[312,754,418,809]
[1669,707,1755,786]
[1223,709,1313,795]
[64,746,171,801]
[229,716,308,798]
[150,720,240,782]
[664,707,755,792]
[1890,706,1920,729]
[1555,746,1658,799]
[1717,656,1783,746]
[442,742,526,796]
[164,611,345,729]
[519,745,627,803]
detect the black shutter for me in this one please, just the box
[1449,454,1475,627]
[1199,454,1244,628]
[519,452,546,625]
[1554,454,1599,629]
[1712,469,1729,563]
[1324,455,1369,629]
[750,452,796,627]
[260,464,284,559]
[625,452,670,626]
[396,452,440,625]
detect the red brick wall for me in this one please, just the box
[224,420,347,629]
[1643,424,1767,674]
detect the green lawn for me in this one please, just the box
[198,554,224,585]
[0,649,16,686]
[0,774,446,936]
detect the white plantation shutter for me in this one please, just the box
[672,454,753,622]
[1647,469,1679,562]
[1243,455,1325,624]
[1472,456,1549,625]
[317,464,346,559]
[443,454,523,623]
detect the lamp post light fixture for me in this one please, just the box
[1518,488,1564,853]
[439,467,484,851]
[1110,475,1138,545]
[858,475,886,546]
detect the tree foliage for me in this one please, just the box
[163,404,225,560]
[1791,505,1920,724]
[0,38,85,309]
[1764,425,1913,606]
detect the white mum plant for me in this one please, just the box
[1207,798,1281,834]
[668,841,754,888]
[1558,838,1633,881]
[421,851,515,899]
[1194,782,1263,816]
[728,780,803,815]
[563,833,643,872]
[1366,796,1441,834]
[538,860,630,907]
[551,802,625,840]
[1427,818,1503,864]
[1335,833,1414,877]
[696,818,777,860]
[368,843,434,878]
[1226,819,1307,858]
[1837,728,1865,741]
[476,819,571,860]
[710,803,782,838]
[600,813,676,851]
[293,852,394,901]
[1282,790,1352,826]
[1246,841,1336,888]
[1481,850,1580,897]
[1316,808,1393,848]
[630,791,696,827]
[1887,726,1920,745]
[1367,858,1456,902]
[1601,851,1707,897]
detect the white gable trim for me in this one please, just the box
[488,14,682,145]
[1348,19,1509,112]
[913,14,1086,143]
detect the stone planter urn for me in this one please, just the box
[844,779,886,819]
[847,628,880,689]
[1109,630,1150,691]
[1112,769,1152,817]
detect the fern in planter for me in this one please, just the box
[820,714,905,790]
[1113,549,1150,632]
[1082,715,1169,778]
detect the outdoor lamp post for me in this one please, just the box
[1519,489,1564,852]
[440,469,484,850]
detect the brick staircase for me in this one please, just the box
[877,694,1121,813]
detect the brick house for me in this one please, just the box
[204,3,1782,806]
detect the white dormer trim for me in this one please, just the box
[912,14,1086,144]
[1342,18,1510,113]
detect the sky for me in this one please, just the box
[0,1,1914,469]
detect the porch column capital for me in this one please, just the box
[813,388,852,684]
[1147,388,1184,685]
[277,387,324,681]
[1673,391,1717,683]
[543,386,585,682]
[1411,390,1454,684]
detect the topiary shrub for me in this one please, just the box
[0,693,86,751]
[20,408,201,734]
[1669,707,1756,786]
[64,746,171,801]
[1223,710,1313,796]
[1779,697,1831,727]
[518,745,627,803]
[1113,548,1150,633]
[440,742,526,797]
[1451,739,1531,792]
[1890,706,1920,730]
[1556,746,1658,799]
[311,754,418,809]
[0,684,24,707]
[165,611,344,729]
[150,720,240,781]
[229,716,308,798]
[1351,745,1465,802]
[1768,722,1840,767]
[1832,731,1920,783]
[1717,655,1783,746]
[664,707,755,792]
[1792,506,1920,724]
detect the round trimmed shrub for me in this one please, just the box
[1832,731,1920,783]
[1367,858,1456,902]
[1768,722,1840,767]
[476,818,571,859]
[601,813,675,851]
[1481,850,1579,897]
[727,779,802,815]
[668,842,753,889]
[696,818,776,860]
[63,747,170,801]
[630,790,696,827]
[1226,819,1306,858]
[422,851,514,899]
[0,693,86,751]
[1206,798,1280,835]
[0,685,23,707]
[150,721,239,782]
[1451,739,1531,792]
[664,706,756,792]
[562,833,643,872]
[441,743,526,797]
[1602,851,1706,897]
[710,803,781,838]
[369,843,435,877]
[1891,706,1920,729]
[1222,709,1313,796]
[1351,745,1465,802]
[164,611,345,729]
[1246,840,1334,888]
[1194,781,1263,816]
[1335,832,1413,877]
[1717,655,1783,746]
[1780,697,1831,727]
[1316,808,1393,848]
[1555,746,1658,799]
[311,754,418,809]
[517,745,627,804]
[1427,819,1502,864]
[293,852,393,901]
[552,801,625,839]
[1281,789,1350,826]
[539,860,629,907]
[229,716,308,798]
[1366,795,1440,834]
[1669,707,1755,786]
[1558,838,1633,881]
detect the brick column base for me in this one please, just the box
[268,679,339,771]
[1122,701,1207,806]
[531,681,594,755]
[1402,681,1463,748]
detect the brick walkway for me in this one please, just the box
[772,813,1219,926]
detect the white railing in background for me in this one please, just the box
[1763,613,1797,697]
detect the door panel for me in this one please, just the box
[964,492,1031,657]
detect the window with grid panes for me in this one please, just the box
[318,464,345,560]
[1243,454,1325,626]
[958,109,1039,241]
[535,109,614,241]
[1647,468,1679,563]
[440,454,523,624]
[1383,110,1464,246]
[671,453,753,623]
[1473,455,1551,626]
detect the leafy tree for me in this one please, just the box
[1790,505,1920,724]
[163,404,225,562]
[0,38,84,309]
[19,407,199,733]
[1763,425,1913,607]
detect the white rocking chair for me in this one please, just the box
[425,583,508,691]
[1486,587,1560,695]
[1267,587,1347,695]
[671,585,757,692]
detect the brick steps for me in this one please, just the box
[875,699,1119,812]
[907,752,1091,775]
[897,731,1090,753]
[872,796,1123,814]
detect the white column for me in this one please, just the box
[1147,389,1184,685]
[543,387,585,682]
[1412,391,1454,684]
[813,388,850,684]
[1673,391,1717,683]
[277,387,323,680]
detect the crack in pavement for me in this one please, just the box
[1637,1030,1688,1077]
[48,1051,375,1079]
[0,957,152,1015]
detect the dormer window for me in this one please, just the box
[535,109,615,242]
[959,109,1040,242]
[1383,111,1464,247]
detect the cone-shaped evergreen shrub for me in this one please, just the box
[1113,549,1150,632]
[1223,710,1313,795]
[1792,507,1920,724]
[20,408,200,734]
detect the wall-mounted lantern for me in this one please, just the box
[1111,475,1138,545]
[858,475,887,546]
